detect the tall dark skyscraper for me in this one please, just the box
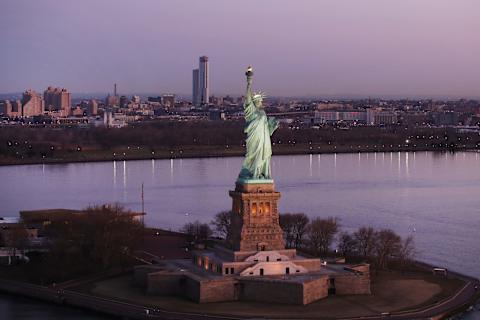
[192,68,199,106]
[192,56,209,107]
[198,56,209,106]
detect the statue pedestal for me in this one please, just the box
[227,180,285,252]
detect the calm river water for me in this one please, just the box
[1,152,480,319]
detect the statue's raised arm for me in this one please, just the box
[243,66,256,122]
[245,66,254,104]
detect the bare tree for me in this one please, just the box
[211,211,231,239]
[374,229,402,269]
[84,204,144,270]
[353,226,376,259]
[338,232,358,259]
[280,213,310,249]
[291,213,310,249]
[279,213,295,248]
[398,235,416,270]
[182,220,212,242]
[306,217,339,256]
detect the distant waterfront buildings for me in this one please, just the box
[162,94,175,109]
[106,83,120,107]
[373,110,398,125]
[132,95,141,104]
[87,99,98,116]
[314,110,367,124]
[210,95,223,107]
[209,109,225,121]
[0,100,22,117]
[103,111,127,128]
[430,111,459,126]
[313,109,400,125]
[192,56,209,107]
[44,86,71,116]
[21,90,44,117]
[106,95,119,107]
[0,87,73,118]
[119,95,128,108]
[0,90,45,118]
[104,110,113,127]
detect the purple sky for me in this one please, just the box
[1,0,479,97]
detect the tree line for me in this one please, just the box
[1,121,474,161]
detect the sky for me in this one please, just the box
[0,0,479,98]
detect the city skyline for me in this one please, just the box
[1,0,480,98]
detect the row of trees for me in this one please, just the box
[280,213,416,269]
[182,211,416,270]
[337,227,416,269]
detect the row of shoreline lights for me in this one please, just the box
[110,141,472,159]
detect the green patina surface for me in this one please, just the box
[237,66,279,183]
[236,178,274,185]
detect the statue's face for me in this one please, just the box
[254,98,263,108]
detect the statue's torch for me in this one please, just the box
[246,66,253,77]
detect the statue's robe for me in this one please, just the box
[239,100,277,180]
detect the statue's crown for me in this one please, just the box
[253,91,267,101]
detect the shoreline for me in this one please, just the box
[0,145,478,167]
[0,261,478,320]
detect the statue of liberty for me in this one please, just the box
[238,66,279,181]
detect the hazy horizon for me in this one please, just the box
[1,0,479,97]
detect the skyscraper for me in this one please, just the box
[192,56,209,107]
[198,56,209,106]
[192,68,199,106]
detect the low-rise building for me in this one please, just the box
[313,110,367,124]
[374,110,398,125]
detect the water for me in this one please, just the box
[1,152,479,319]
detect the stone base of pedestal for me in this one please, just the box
[227,180,285,252]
